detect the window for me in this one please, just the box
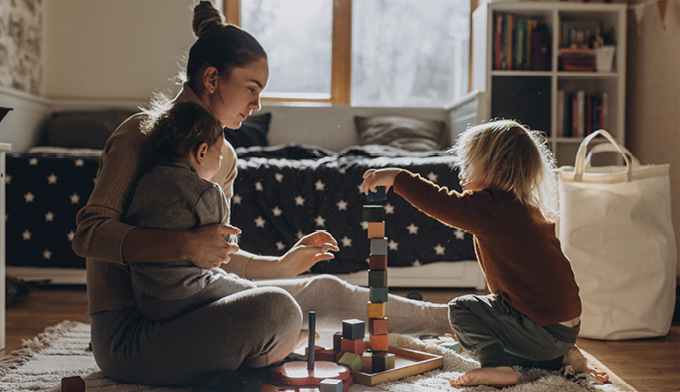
[225,0,469,107]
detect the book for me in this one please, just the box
[576,90,585,137]
[557,90,565,137]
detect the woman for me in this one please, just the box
[72,1,449,387]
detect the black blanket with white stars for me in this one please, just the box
[6,144,475,274]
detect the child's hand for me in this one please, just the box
[361,168,402,195]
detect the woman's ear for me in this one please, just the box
[202,66,220,94]
[195,142,209,165]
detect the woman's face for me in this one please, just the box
[209,57,269,129]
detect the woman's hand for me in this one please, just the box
[183,224,241,270]
[277,230,340,278]
[361,168,402,195]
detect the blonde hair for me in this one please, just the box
[451,119,559,219]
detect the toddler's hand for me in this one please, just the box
[361,168,402,195]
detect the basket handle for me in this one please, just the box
[573,129,632,183]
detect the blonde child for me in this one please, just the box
[361,119,608,387]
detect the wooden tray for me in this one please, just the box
[350,346,443,386]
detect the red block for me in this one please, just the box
[369,255,387,270]
[340,337,364,354]
[368,317,389,335]
[61,376,85,392]
[316,348,340,362]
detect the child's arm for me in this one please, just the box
[361,168,403,195]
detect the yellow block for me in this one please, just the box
[367,302,386,319]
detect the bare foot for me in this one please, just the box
[563,345,609,383]
[449,366,518,387]
[292,330,321,353]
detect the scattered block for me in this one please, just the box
[369,255,387,270]
[61,376,85,392]
[367,302,386,319]
[342,318,365,341]
[320,378,344,392]
[440,341,461,353]
[360,352,373,373]
[369,287,389,303]
[369,238,388,256]
[338,352,363,371]
[368,269,387,287]
[367,186,386,202]
[370,334,388,352]
[368,318,389,335]
[371,352,396,373]
[367,222,385,239]
[333,332,343,351]
[341,337,364,354]
[362,205,385,222]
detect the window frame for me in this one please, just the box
[224,0,351,105]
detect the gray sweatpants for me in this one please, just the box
[90,274,449,386]
[448,294,579,370]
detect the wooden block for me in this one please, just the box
[368,318,388,335]
[369,287,389,303]
[371,352,396,373]
[338,352,363,371]
[367,302,386,319]
[368,269,387,287]
[369,255,387,270]
[340,337,363,354]
[342,318,365,341]
[61,376,85,392]
[316,348,340,362]
[367,222,385,239]
[367,186,386,202]
[320,378,343,392]
[360,352,373,373]
[333,332,343,351]
[370,333,389,352]
[369,238,388,256]
[362,205,385,222]
[440,341,461,353]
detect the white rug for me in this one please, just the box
[0,321,629,392]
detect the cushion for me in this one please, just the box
[224,113,271,148]
[44,109,136,149]
[354,115,446,151]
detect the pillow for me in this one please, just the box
[354,115,446,151]
[44,109,136,149]
[224,113,271,148]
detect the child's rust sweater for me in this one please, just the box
[394,170,581,326]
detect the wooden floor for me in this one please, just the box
[3,285,679,392]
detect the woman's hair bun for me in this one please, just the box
[192,1,224,38]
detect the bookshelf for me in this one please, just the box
[471,1,627,166]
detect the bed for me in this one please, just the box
[5,110,486,289]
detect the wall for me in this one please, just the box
[625,0,680,278]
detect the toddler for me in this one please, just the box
[361,119,608,387]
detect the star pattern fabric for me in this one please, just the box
[6,145,475,274]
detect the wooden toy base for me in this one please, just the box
[268,361,353,392]
[350,346,443,386]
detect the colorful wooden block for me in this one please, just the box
[320,378,344,392]
[341,337,364,354]
[360,352,373,373]
[368,317,389,335]
[369,287,389,303]
[367,302,386,319]
[61,376,85,392]
[369,238,388,256]
[370,333,389,352]
[342,318,365,341]
[338,352,363,371]
[372,352,396,372]
[333,332,343,351]
[369,254,387,270]
[316,348,340,362]
[367,222,385,238]
[362,205,385,222]
[368,269,387,287]
[367,186,386,202]
[440,341,461,353]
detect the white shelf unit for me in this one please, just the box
[472,2,627,166]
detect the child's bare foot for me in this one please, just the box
[563,345,609,383]
[449,366,518,387]
[292,330,321,353]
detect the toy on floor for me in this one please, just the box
[61,375,85,392]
